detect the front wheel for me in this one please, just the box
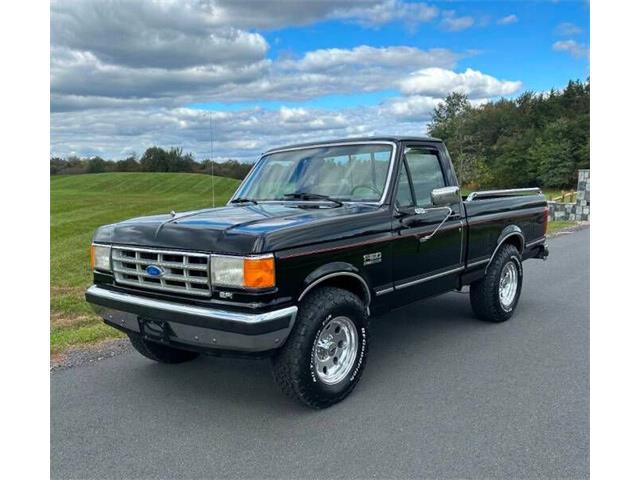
[470,244,523,322]
[271,286,369,409]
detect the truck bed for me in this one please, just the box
[462,188,547,268]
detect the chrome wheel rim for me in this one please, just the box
[314,316,359,385]
[499,261,519,309]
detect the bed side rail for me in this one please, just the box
[466,187,542,201]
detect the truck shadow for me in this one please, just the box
[128,291,482,413]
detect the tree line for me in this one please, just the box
[50,146,253,180]
[428,79,589,189]
[51,79,588,189]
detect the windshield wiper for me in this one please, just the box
[229,197,258,205]
[283,192,343,207]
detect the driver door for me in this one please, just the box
[391,146,464,303]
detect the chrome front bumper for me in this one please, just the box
[85,285,298,353]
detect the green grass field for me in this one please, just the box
[50,172,240,353]
[50,173,579,354]
[546,219,579,235]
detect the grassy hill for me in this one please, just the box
[50,172,240,353]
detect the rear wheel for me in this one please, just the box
[271,286,369,409]
[128,334,200,364]
[470,244,523,322]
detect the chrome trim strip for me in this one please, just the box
[298,272,372,306]
[210,253,274,260]
[466,258,490,269]
[86,285,298,326]
[375,287,394,296]
[230,141,398,207]
[467,188,542,201]
[525,237,546,248]
[394,266,465,291]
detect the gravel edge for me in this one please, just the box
[51,337,133,373]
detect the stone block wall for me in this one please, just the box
[547,169,590,222]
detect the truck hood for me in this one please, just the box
[93,202,389,255]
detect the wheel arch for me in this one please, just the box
[298,262,372,309]
[485,226,525,273]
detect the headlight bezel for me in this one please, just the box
[90,243,112,272]
[210,253,275,289]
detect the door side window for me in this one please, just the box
[405,149,446,207]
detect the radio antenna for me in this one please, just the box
[209,112,215,207]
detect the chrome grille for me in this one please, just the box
[112,246,211,297]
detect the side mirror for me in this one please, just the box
[431,186,460,206]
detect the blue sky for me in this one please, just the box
[51,1,590,160]
[196,1,589,112]
[308,3,585,82]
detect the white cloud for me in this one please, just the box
[50,0,458,112]
[553,40,589,58]
[440,11,475,32]
[50,0,525,160]
[331,0,438,29]
[50,47,271,101]
[51,1,269,69]
[497,14,518,26]
[285,45,458,72]
[51,45,463,111]
[556,22,582,36]
[398,68,522,98]
[380,96,442,121]
[50,104,400,161]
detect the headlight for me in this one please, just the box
[211,254,275,289]
[90,244,111,272]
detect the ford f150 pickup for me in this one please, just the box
[86,136,549,408]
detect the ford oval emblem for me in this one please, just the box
[145,265,164,277]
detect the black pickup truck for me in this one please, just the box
[86,136,548,408]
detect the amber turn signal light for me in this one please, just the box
[243,256,275,288]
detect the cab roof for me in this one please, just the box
[263,136,442,153]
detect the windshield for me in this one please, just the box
[234,144,394,203]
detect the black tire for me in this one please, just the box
[128,334,200,364]
[271,286,369,409]
[470,244,523,323]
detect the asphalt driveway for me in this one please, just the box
[51,228,589,479]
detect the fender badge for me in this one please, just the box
[363,252,382,266]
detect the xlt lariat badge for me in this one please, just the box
[363,252,382,266]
